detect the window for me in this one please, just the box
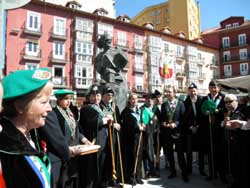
[75,41,93,63]
[224,65,232,77]
[222,37,230,48]
[240,63,248,75]
[25,63,39,70]
[225,24,231,29]
[54,17,66,36]
[176,46,181,56]
[134,54,143,70]
[26,40,39,56]
[134,35,143,50]
[164,43,169,53]
[26,11,40,31]
[75,65,93,87]
[53,42,65,59]
[223,51,231,62]
[239,49,247,60]
[197,53,201,60]
[75,41,93,55]
[238,34,246,46]
[75,18,93,33]
[150,66,161,86]
[148,36,161,52]
[135,75,143,91]
[52,66,65,85]
[150,53,159,66]
[97,23,113,37]
[232,22,239,27]
[117,31,127,47]
[76,31,92,42]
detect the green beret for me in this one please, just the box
[3,68,51,100]
[201,100,217,115]
[54,89,74,98]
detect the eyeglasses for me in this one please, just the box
[225,100,234,104]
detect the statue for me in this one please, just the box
[95,33,128,111]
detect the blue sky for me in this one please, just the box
[115,0,250,31]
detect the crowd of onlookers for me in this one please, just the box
[1,68,250,188]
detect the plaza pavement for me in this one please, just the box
[122,153,227,188]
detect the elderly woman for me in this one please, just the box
[39,89,90,188]
[0,68,53,188]
[120,93,144,186]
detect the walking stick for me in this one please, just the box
[225,112,234,187]
[156,124,160,169]
[116,131,124,188]
[208,113,215,179]
[108,120,117,182]
[112,103,125,188]
[132,130,143,188]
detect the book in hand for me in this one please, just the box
[78,144,101,155]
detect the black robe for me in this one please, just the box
[79,104,108,188]
[0,117,51,188]
[39,107,83,188]
[120,106,143,182]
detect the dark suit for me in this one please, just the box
[161,98,187,177]
[183,95,204,173]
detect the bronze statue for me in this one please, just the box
[95,33,128,111]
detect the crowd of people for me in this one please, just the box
[0,68,250,188]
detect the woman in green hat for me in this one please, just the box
[39,89,91,188]
[0,68,53,188]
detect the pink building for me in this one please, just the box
[4,0,219,99]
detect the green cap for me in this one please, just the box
[201,100,217,115]
[54,89,74,98]
[3,68,51,100]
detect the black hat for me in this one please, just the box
[154,89,162,97]
[209,79,219,87]
[143,92,155,99]
[188,83,197,89]
[102,86,114,95]
[87,84,102,96]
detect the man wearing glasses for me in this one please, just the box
[223,94,250,188]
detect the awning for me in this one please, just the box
[216,75,250,92]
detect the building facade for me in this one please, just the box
[202,16,250,79]
[131,0,201,40]
[4,0,218,101]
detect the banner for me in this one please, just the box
[159,55,174,79]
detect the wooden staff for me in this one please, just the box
[108,119,117,181]
[155,118,160,169]
[224,111,234,186]
[132,130,143,188]
[112,103,125,188]
[208,113,215,179]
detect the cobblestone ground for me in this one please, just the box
[122,152,227,188]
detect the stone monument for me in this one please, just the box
[95,33,128,111]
